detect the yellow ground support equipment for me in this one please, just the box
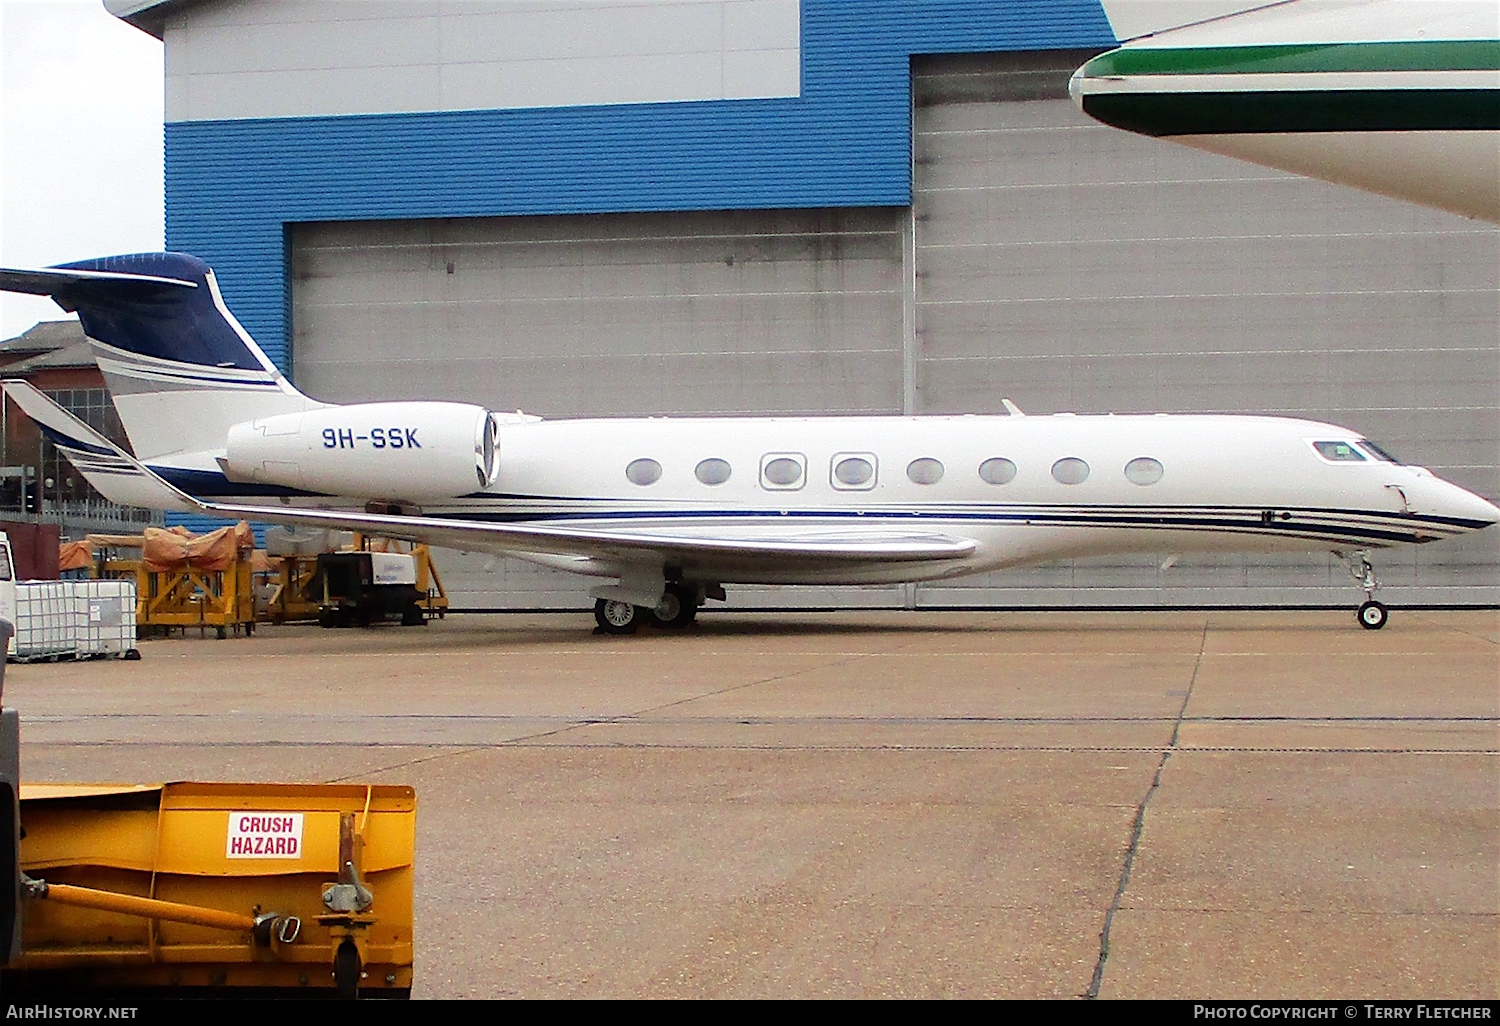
[136,559,256,639]
[6,782,415,997]
[258,543,448,625]
[259,554,323,624]
[83,529,257,639]
[352,537,450,618]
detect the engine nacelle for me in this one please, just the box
[223,402,500,499]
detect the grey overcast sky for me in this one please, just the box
[0,0,164,340]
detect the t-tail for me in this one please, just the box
[0,253,320,482]
[0,253,500,507]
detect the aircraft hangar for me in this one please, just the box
[112,0,1499,610]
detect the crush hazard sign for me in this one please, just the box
[226,812,305,858]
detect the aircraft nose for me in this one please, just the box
[1436,480,1500,528]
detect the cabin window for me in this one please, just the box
[906,458,944,485]
[1124,457,1164,485]
[1051,457,1089,485]
[695,458,732,485]
[1312,441,1366,462]
[832,454,876,490]
[625,458,662,485]
[978,458,1016,485]
[761,453,806,490]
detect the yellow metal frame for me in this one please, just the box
[137,561,256,636]
[14,782,415,993]
[258,555,322,624]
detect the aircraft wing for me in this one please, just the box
[177,503,978,567]
[2,381,976,568]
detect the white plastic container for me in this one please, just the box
[72,579,138,657]
[13,581,75,661]
[11,579,139,661]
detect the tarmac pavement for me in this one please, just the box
[6,609,1496,998]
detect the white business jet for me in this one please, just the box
[0,254,1495,632]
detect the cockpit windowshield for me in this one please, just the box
[1357,439,1402,464]
[1312,441,1366,462]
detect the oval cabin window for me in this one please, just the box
[1124,457,1163,485]
[1051,457,1089,485]
[695,458,731,485]
[906,458,944,485]
[834,456,874,487]
[762,457,804,488]
[625,458,662,486]
[978,457,1016,485]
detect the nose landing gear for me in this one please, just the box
[1339,550,1388,630]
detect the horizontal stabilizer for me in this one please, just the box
[0,381,199,512]
[0,265,196,301]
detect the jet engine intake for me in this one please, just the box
[223,402,500,498]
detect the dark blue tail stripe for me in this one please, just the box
[53,253,264,372]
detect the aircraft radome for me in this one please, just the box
[0,253,1495,633]
[1072,0,1500,223]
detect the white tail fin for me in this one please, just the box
[0,253,322,473]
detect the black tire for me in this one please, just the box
[594,598,639,634]
[318,610,338,629]
[334,939,361,1000]
[123,649,142,661]
[401,604,425,626]
[1357,600,1388,630]
[647,584,699,629]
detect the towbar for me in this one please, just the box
[21,873,289,939]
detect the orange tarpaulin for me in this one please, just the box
[58,540,95,573]
[142,521,254,573]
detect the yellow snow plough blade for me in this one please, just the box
[7,781,414,997]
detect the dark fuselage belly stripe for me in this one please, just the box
[420,501,1481,533]
[1081,89,1500,135]
[414,509,1462,546]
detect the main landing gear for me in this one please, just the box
[1339,550,1388,630]
[593,583,701,635]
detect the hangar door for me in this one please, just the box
[291,210,905,608]
[908,53,1500,607]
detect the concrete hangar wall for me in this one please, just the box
[126,0,1499,610]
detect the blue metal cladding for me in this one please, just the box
[165,0,1116,371]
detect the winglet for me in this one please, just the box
[1001,398,1025,417]
[0,380,206,513]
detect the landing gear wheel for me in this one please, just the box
[334,939,361,1000]
[1357,600,1388,630]
[594,598,640,634]
[647,584,699,628]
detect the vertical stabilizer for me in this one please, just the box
[0,253,322,468]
